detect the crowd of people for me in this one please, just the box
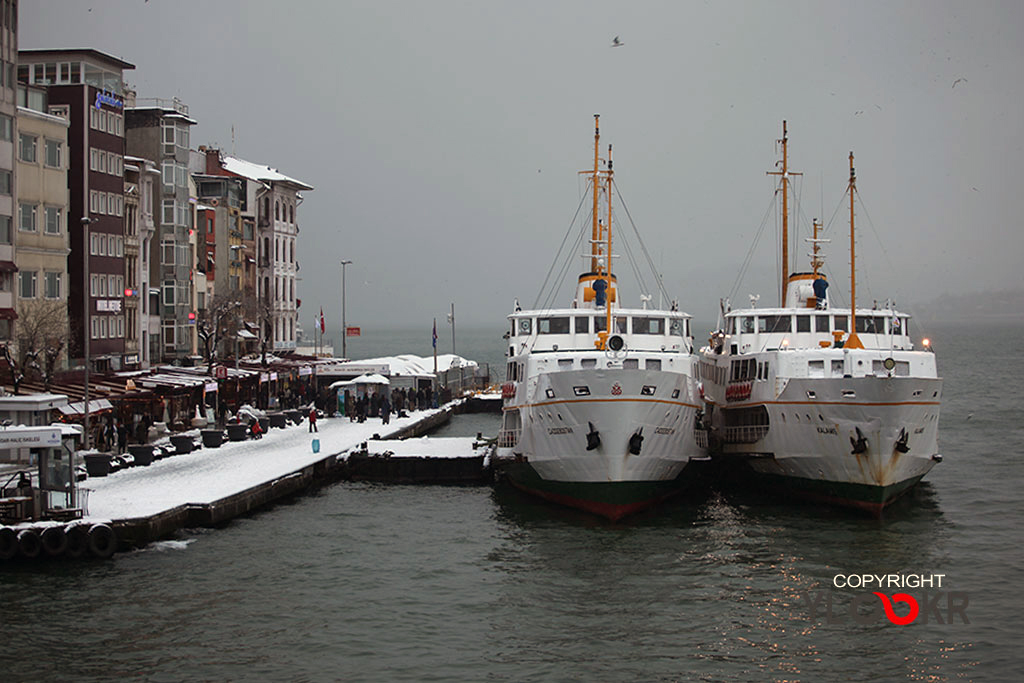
[339,386,438,425]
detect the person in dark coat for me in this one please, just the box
[381,395,391,425]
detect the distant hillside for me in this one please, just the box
[911,289,1024,323]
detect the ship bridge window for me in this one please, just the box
[833,315,849,332]
[815,315,830,333]
[730,358,757,381]
[758,315,791,333]
[670,319,687,337]
[739,317,754,333]
[796,315,811,332]
[726,317,736,334]
[539,317,570,334]
[594,317,607,333]
[615,317,628,333]
[633,317,664,334]
[855,316,885,333]
[518,318,532,334]
[574,316,590,333]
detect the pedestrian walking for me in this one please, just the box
[309,407,318,432]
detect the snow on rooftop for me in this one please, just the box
[220,155,313,191]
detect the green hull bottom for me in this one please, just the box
[503,461,694,521]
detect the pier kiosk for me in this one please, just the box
[0,424,84,522]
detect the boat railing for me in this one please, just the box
[498,428,520,449]
[722,425,769,444]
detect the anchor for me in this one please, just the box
[894,427,910,454]
[586,422,601,451]
[850,426,868,455]
[628,427,644,455]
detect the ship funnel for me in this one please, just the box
[784,272,829,309]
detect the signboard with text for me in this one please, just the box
[346,327,361,337]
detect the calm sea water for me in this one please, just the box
[2,321,1021,681]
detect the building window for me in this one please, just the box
[44,271,61,299]
[0,216,11,244]
[0,113,11,141]
[90,190,98,213]
[44,207,61,234]
[98,192,107,215]
[18,270,37,298]
[0,170,9,195]
[18,203,36,232]
[90,147,99,171]
[18,133,36,162]
[163,280,175,305]
[44,139,62,168]
[91,317,100,340]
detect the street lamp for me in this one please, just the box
[340,259,352,359]
[81,216,97,450]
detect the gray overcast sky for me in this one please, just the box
[24,1,1024,330]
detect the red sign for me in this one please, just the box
[215,366,228,380]
[345,326,361,337]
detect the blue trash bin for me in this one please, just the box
[312,438,320,453]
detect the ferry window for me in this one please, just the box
[615,317,628,333]
[796,315,811,332]
[623,358,639,370]
[855,316,881,333]
[574,317,590,334]
[510,321,516,337]
[831,360,843,375]
[891,317,904,335]
[539,317,570,334]
[646,359,661,371]
[760,315,791,333]
[594,317,607,333]
[833,316,848,332]
[581,358,597,369]
[558,359,573,370]
[875,316,886,332]
[518,318,532,334]
[726,317,735,334]
[815,315,830,333]
[670,319,685,336]
[634,317,663,334]
[740,317,754,333]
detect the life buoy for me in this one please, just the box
[40,526,68,557]
[0,526,17,560]
[65,524,89,559]
[18,528,42,559]
[88,524,117,559]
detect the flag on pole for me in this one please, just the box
[432,318,437,349]
[320,307,325,334]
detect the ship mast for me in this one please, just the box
[845,151,864,349]
[767,121,802,306]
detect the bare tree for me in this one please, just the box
[2,300,68,393]
[196,295,242,374]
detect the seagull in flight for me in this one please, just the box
[952,77,967,88]
[611,36,624,47]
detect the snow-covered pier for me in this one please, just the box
[77,401,477,551]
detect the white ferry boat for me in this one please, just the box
[699,122,942,514]
[497,116,704,521]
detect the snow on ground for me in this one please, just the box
[82,407,449,522]
[364,436,489,458]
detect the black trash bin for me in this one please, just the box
[201,429,225,448]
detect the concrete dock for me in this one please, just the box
[15,400,479,554]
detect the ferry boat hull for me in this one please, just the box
[714,375,941,514]
[500,368,703,520]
